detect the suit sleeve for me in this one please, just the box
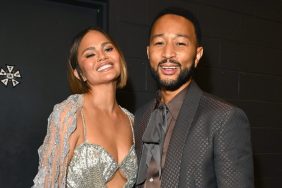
[214,107,254,188]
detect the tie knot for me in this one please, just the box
[158,104,165,110]
[158,104,168,115]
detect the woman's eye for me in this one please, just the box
[105,47,114,52]
[85,53,95,58]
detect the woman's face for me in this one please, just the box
[75,30,122,88]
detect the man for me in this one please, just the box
[134,7,254,188]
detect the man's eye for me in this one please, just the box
[85,53,95,58]
[105,47,114,52]
[176,42,187,46]
[154,42,164,46]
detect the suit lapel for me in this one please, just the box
[161,81,203,187]
[135,101,155,185]
[135,101,155,159]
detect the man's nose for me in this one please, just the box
[162,43,176,59]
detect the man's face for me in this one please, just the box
[147,14,203,91]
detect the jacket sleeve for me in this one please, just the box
[32,95,81,188]
[214,107,254,188]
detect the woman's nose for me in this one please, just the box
[97,51,108,62]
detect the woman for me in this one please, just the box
[33,27,137,188]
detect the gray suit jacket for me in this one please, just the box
[134,81,254,188]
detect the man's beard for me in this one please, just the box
[150,59,195,91]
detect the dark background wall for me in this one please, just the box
[0,0,281,187]
[109,0,282,187]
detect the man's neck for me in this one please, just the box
[160,79,192,104]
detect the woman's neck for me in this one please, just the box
[84,84,118,113]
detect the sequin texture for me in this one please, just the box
[66,108,138,188]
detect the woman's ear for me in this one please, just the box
[73,69,87,81]
[73,69,80,80]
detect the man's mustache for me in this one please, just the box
[158,58,181,67]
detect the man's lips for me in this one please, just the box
[160,64,179,69]
[159,63,180,75]
[158,59,181,75]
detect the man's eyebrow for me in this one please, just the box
[150,34,164,40]
[150,33,191,40]
[175,34,191,39]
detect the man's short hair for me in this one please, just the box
[148,7,202,46]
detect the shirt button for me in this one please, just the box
[149,177,154,182]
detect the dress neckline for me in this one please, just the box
[73,142,134,166]
[78,106,135,166]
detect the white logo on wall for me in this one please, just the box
[0,65,21,87]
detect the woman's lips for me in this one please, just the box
[97,63,113,72]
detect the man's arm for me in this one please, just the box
[214,107,254,188]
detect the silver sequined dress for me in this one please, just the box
[32,94,137,188]
[66,109,138,188]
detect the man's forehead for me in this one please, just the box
[150,33,191,40]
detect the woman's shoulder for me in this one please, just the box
[53,94,83,112]
[120,106,134,122]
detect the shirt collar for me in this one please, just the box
[155,86,189,120]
